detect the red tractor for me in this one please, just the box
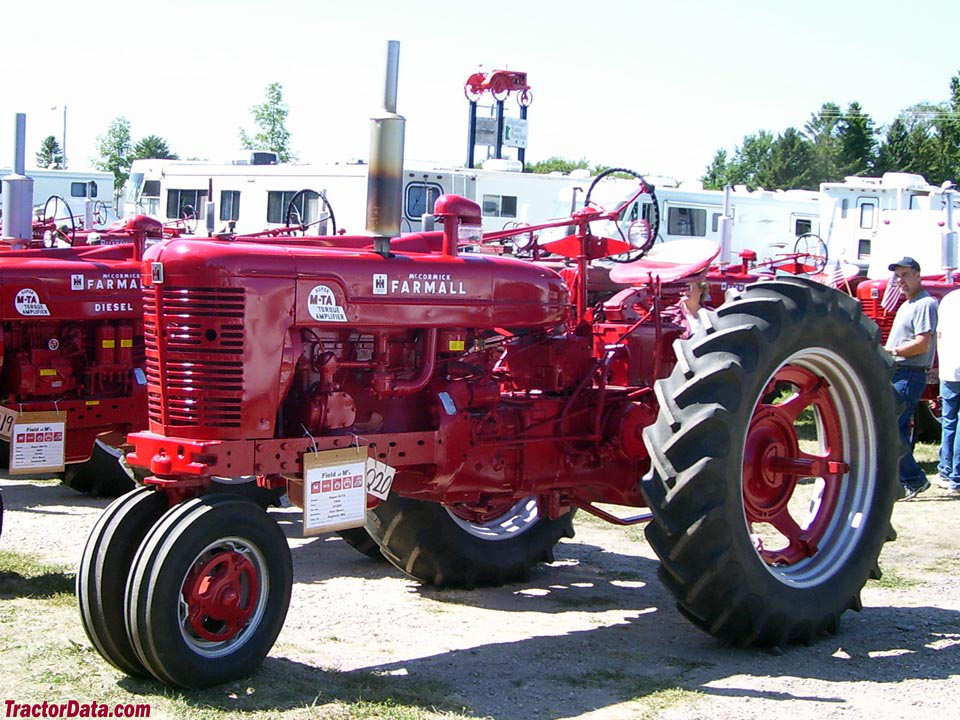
[0,214,167,498]
[77,172,901,688]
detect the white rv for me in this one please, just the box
[0,167,115,218]
[123,155,586,236]
[819,172,960,269]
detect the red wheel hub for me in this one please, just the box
[182,549,259,642]
[742,366,850,566]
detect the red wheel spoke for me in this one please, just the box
[767,507,819,562]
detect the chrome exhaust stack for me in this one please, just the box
[365,40,406,256]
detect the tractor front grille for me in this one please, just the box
[858,297,896,344]
[144,286,246,429]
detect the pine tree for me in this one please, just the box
[36,135,64,169]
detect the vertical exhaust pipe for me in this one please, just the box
[1,113,35,242]
[365,40,406,255]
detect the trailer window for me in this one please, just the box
[858,239,871,258]
[667,207,706,236]
[405,182,443,220]
[142,180,160,198]
[220,191,241,222]
[71,181,97,198]
[710,209,734,232]
[482,194,518,218]
[859,202,876,229]
[267,190,301,224]
[167,189,207,220]
[795,218,812,235]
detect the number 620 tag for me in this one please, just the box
[365,458,396,500]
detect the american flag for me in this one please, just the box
[880,273,903,313]
[827,259,846,289]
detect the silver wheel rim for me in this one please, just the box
[445,497,541,541]
[741,347,876,588]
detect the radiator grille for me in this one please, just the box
[144,286,245,428]
[857,297,896,344]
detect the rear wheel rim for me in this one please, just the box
[741,348,875,586]
[178,536,269,658]
[445,497,540,541]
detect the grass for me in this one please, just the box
[554,670,702,716]
[868,566,922,590]
[0,549,75,601]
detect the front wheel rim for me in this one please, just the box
[178,536,269,658]
[741,348,876,587]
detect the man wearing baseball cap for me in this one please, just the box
[885,257,939,499]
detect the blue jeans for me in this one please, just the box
[893,367,927,487]
[939,380,960,482]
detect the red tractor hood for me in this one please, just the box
[143,237,570,329]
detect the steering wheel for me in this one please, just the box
[583,167,660,263]
[92,200,108,226]
[180,205,198,234]
[41,194,76,246]
[285,189,337,236]
[792,233,828,274]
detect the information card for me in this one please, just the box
[7,410,67,474]
[302,447,368,535]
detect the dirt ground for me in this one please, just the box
[1,468,958,720]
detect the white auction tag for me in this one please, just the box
[9,411,67,474]
[365,457,396,500]
[302,447,367,536]
[0,405,17,440]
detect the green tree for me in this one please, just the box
[239,82,294,162]
[524,156,590,174]
[836,102,878,176]
[763,128,816,189]
[132,135,179,160]
[701,149,732,190]
[36,135,64,169]
[803,102,843,185]
[95,117,133,199]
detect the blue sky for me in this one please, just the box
[3,0,960,182]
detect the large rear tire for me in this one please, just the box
[63,440,135,497]
[643,277,900,646]
[125,495,292,687]
[76,487,169,676]
[336,527,385,560]
[366,495,575,588]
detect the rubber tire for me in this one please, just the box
[642,277,901,647]
[366,495,575,588]
[63,441,135,497]
[125,495,292,688]
[336,527,385,560]
[76,487,169,676]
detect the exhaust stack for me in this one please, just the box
[1,113,35,242]
[365,40,406,255]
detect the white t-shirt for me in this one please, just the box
[937,289,960,382]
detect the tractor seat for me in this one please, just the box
[609,239,721,285]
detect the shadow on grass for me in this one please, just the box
[0,550,74,598]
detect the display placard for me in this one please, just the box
[365,457,397,501]
[302,447,368,535]
[8,410,67,474]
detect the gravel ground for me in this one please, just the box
[1,474,958,719]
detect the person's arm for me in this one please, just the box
[891,332,932,358]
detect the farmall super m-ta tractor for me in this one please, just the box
[77,45,900,688]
